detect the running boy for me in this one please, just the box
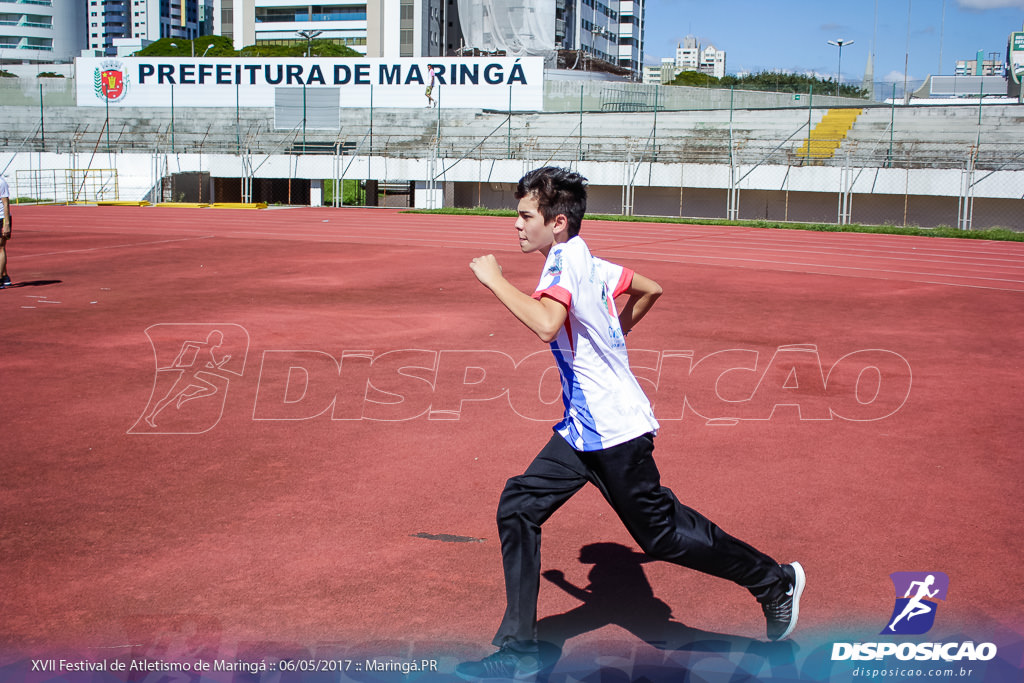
[459,166,804,680]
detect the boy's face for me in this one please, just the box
[515,193,564,255]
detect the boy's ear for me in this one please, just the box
[551,213,569,235]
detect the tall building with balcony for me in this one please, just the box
[440,0,644,77]
[87,0,129,54]
[674,35,697,71]
[0,0,86,63]
[698,42,724,78]
[366,0,441,58]
[615,0,641,75]
[217,0,644,75]
[85,0,211,56]
[216,0,365,53]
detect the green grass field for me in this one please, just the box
[405,207,1024,242]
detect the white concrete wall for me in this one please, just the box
[7,150,1020,199]
[3,150,1021,228]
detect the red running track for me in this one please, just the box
[1,206,1022,682]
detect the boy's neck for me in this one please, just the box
[541,232,572,257]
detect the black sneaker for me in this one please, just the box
[762,561,805,641]
[0,275,10,288]
[455,644,543,680]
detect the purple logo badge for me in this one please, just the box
[882,572,949,635]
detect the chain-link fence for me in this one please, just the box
[13,168,118,203]
[2,75,1022,230]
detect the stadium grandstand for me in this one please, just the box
[2,71,1022,231]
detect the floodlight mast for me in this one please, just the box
[297,30,323,57]
[828,39,854,95]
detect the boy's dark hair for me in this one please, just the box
[515,166,588,237]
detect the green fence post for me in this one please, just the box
[578,83,583,162]
[806,85,813,162]
[888,83,896,168]
[652,85,659,159]
[976,81,984,150]
[39,82,45,150]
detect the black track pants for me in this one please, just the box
[492,432,787,646]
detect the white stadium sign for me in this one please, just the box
[76,56,544,110]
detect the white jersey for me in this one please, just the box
[0,176,9,220]
[532,236,660,451]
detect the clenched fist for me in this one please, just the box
[470,254,504,288]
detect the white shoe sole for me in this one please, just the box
[778,561,806,640]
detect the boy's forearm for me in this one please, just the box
[619,272,663,333]
[619,293,658,333]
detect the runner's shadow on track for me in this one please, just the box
[535,542,796,680]
[2,280,62,289]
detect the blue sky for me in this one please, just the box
[642,0,1024,83]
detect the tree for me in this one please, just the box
[668,69,869,99]
[668,70,719,87]
[133,35,361,58]
[239,40,360,58]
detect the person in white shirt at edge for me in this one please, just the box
[458,166,805,680]
[0,174,12,288]
[425,64,437,107]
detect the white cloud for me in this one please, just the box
[882,70,912,83]
[957,0,1024,10]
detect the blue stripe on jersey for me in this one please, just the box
[550,342,604,450]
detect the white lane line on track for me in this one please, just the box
[28,218,1024,264]
[203,228,1024,285]
[18,235,217,259]
[601,238,1024,268]
[17,220,1024,290]
[590,231,1024,262]
[637,237,1024,264]
[588,229,1024,264]
[614,250,1024,290]
[275,224,1024,267]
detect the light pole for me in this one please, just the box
[202,43,215,57]
[296,29,322,57]
[169,41,194,57]
[828,39,854,95]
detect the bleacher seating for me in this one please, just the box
[2,99,1021,171]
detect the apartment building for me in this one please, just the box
[216,0,644,75]
[83,0,212,56]
[674,34,724,79]
[955,50,1004,77]
[215,0,370,52]
[0,0,85,62]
